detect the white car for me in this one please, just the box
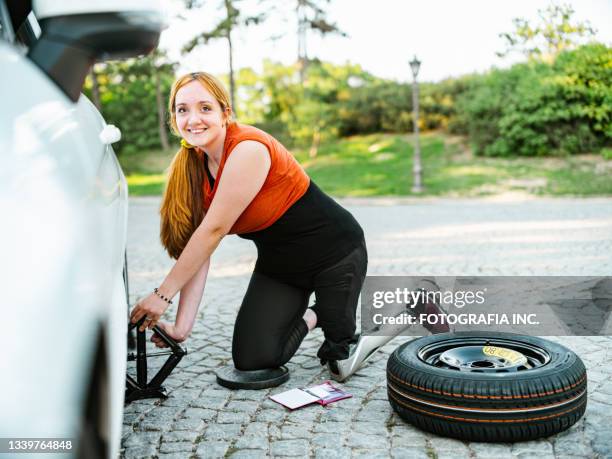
[0,1,165,457]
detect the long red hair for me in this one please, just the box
[160,72,232,259]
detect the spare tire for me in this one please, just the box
[387,332,587,442]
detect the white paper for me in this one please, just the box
[270,388,319,410]
[305,385,331,398]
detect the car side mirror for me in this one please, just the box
[27,0,167,102]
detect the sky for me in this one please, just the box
[159,0,612,83]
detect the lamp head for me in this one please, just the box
[409,55,421,78]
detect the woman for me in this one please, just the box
[130,72,369,381]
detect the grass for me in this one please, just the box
[120,133,612,197]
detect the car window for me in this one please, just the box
[0,0,13,42]
[15,11,39,48]
[1,0,37,47]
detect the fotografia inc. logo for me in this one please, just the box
[371,287,486,309]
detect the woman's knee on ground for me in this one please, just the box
[231,330,290,370]
[232,345,286,371]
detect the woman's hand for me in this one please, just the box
[150,321,189,348]
[130,292,171,332]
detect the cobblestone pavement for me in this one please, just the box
[122,196,612,459]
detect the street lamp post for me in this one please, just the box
[409,55,423,193]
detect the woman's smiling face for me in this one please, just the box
[174,80,229,149]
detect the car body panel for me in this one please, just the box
[0,39,127,456]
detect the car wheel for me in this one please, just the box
[124,251,136,350]
[77,330,109,458]
[387,332,587,442]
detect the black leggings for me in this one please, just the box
[232,242,368,371]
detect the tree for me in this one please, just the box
[454,44,611,157]
[89,65,102,110]
[117,50,176,150]
[83,51,178,156]
[149,50,176,150]
[497,3,596,62]
[294,0,346,80]
[182,0,265,113]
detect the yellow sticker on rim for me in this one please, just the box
[482,346,526,364]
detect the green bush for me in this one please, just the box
[453,43,611,156]
[337,81,412,135]
[88,44,609,160]
[83,56,176,156]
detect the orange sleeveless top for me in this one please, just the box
[202,123,310,234]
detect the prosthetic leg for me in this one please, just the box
[328,278,452,382]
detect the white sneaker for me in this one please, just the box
[327,333,395,382]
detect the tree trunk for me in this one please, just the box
[227,32,236,115]
[309,125,321,158]
[155,69,170,150]
[297,1,308,83]
[225,0,236,115]
[90,66,101,110]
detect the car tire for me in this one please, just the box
[387,332,587,442]
[124,251,136,350]
[77,330,109,459]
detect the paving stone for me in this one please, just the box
[269,424,282,440]
[553,433,592,457]
[318,408,353,422]
[194,440,231,458]
[127,399,158,412]
[171,417,206,432]
[231,389,269,401]
[227,449,269,459]
[470,442,518,458]
[589,426,612,458]
[430,437,470,452]
[122,430,161,449]
[511,440,553,455]
[313,447,352,458]
[201,388,232,398]
[123,444,158,459]
[123,197,612,458]
[182,407,217,421]
[345,433,389,450]
[142,406,181,422]
[355,409,392,423]
[122,411,143,425]
[270,439,310,456]
[157,453,195,459]
[234,434,270,450]
[243,422,268,437]
[352,449,392,458]
[352,421,389,436]
[261,397,281,409]
[362,400,391,411]
[589,391,612,404]
[435,450,472,459]
[285,407,321,422]
[159,441,194,453]
[216,410,252,424]
[225,400,260,415]
[254,408,286,422]
[204,423,242,441]
[391,434,427,449]
[313,421,351,434]
[161,430,200,443]
[137,417,173,432]
[312,432,342,447]
[190,396,229,410]
[279,424,312,440]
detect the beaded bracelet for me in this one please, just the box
[153,287,173,305]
